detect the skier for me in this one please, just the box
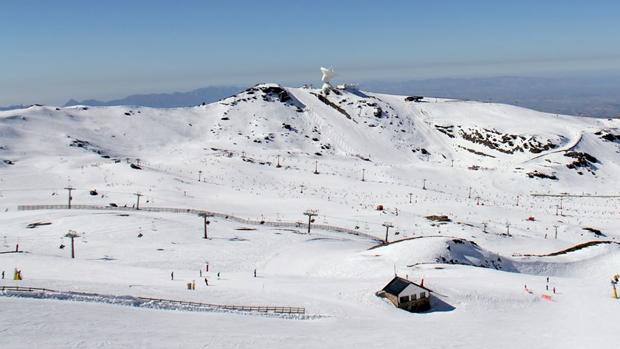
[217,272,220,278]
[553,287,556,294]
[200,270,202,277]
[254,269,257,278]
[1,271,4,279]
[171,272,174,280]
[204,277,208,286]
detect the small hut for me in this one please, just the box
[377,276,431,312]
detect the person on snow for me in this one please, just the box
[171,272,174,280]
[204,277,208,286]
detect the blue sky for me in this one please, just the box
[1,0,620,105]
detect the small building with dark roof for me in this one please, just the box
[376,276,431,312]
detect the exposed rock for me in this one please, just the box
[526,170,558,180]
[258,85,291,103]
[312,92,353,120]
[68,136,115,160]
[457,145,495,158]
[583,227,605,237]
[599,132,620,142]
[281,123,298,132]
[435,125,455,138]
[564,151,598,172]
[373,107,383,118]
[26,222,52,229]
[426,215,451,222]
[434,124,558,155]
[404,96,424,102]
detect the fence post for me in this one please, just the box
[17,204,380,242]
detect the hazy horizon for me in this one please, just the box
[2,0,620,106]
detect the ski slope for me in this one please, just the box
[1,84,619,348]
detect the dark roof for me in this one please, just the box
[382,276,431,296]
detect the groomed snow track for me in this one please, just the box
[514,240,620,257]
[17,204,383,243]
[0,286,316,319]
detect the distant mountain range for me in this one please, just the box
[0,104,30,111]
[360,76,620,118]
[2,76,619,117]
[64,86,244,108]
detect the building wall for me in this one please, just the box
[384,292,399,307]
[399,297,431,312]
[400,283,428,298]
[378,283,432,313]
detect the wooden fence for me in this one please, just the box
[0,286,305,314]
[17,204,382,243]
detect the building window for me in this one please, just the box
[420,292,426,298]
[399,296,409,303]
[411,294,417,301]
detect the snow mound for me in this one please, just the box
[370,236,620,278]
[367,237,517,271]
[513,242,620,278]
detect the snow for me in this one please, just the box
[0,85,619,348]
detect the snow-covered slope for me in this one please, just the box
[1,84,619,348]
[2,83,618,178]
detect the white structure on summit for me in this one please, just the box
[320,67,335,92]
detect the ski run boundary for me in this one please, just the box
[17,204,383,243]
[0,286,321,320]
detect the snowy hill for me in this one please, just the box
[1,84,619,348]
[3,83,618,173]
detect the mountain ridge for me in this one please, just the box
[63,85,243,108]
[4,76,612,117]
[2,83,618,188]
